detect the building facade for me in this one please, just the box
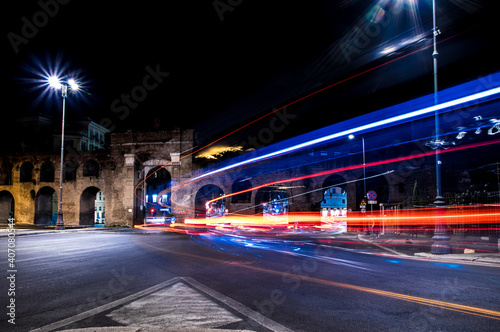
[0,129,195,227]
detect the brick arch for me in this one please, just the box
[34,186,57,225]
[195,184,224,218]
[64,159,78,182]
[83,159,100,178]
[145,166,172,219]
[20,161,34,183]
[80,186,102,226]
[40,160,55,183]
[254,186,289,215]
[0,190,15,220]
[0,162,13,185]
[322,174,348,190]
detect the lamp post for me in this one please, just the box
[425,0,450,254]
[349,134,368,233]
[431,0,444,206]
[348,135,366,199]
[48,76,79,230]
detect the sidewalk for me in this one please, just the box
[0,224,148,237]
[354,231,500,264]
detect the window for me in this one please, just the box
[20,162,34,183]
[0,162,13,185]
[83,160,99,177]
[40,161,55,182]
[64,160,77,182]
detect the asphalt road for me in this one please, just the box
[1,230,500,331]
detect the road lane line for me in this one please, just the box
[357,234,409,256]
[31,277,181,332]
[138,240,500,321]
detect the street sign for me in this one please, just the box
[367,190,377,200]
[368,200,377,205]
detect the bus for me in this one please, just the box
[321,187,347,232]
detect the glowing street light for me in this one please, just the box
[48,75,80,230]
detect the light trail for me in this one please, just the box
[136,23,498,221]
[133,28,471,207]
[192,85,500,182]
[204,138,500,207]
[137,240,500,321]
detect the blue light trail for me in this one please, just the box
[192,76,500,182]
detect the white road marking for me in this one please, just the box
[31,277,182,332]
[106,282,243,328]
[31,277,293,332]
[357,234,409,257]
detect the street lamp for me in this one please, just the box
[430,0,444,205]
[420,0,450,253]
[349,135,367,201]
[48,75,79,230]
[349,134,369,233]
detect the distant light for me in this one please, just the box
[68,79,79,91]
[48,76,62,89]
[348,134,355,140]
[380,46,397,55]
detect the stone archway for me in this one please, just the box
[195,184,224,218]
[254,186,288,215]
[0,191,15,221]
[80,186,102,226]
[35,187,57,225]
[145,167,171,220]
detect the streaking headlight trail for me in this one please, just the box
[192,84,500,182]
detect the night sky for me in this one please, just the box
[3,0,498,147]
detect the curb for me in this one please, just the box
[351,233,500,265]
[0,227,146,238]
[414,252,500,264]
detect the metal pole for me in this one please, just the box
[432,0,444,205]
[362,137,370,234]
[362,137,366,200]
[431,0,450,254]
[55,84,67,230]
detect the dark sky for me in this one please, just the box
[3,0,498,147]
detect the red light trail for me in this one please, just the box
[205,138,500,207]
[134,22,492,219]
